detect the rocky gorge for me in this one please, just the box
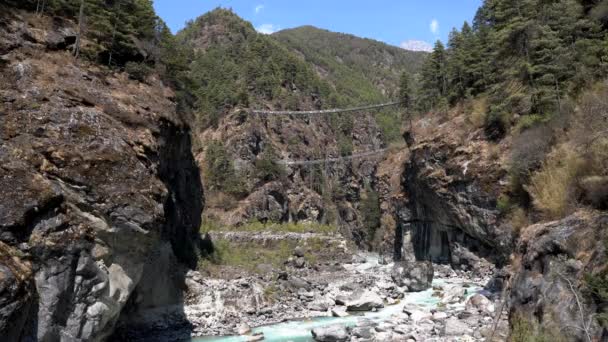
[1,2,608,342]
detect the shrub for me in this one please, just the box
[580,176,608,210]
[584,268,608,327]
[508,207,530,235]
[201,220,338,234]
[508,125,553,202]
[515,114,547,132]
[125,62,153,82]
[204,141,247,197]
[375,109,403,143]
[527,144,584,219]
[510,315,565,342]
[497,193,513,214]
[360,185,381,242]
[468,96,487,129]
[337,135,353,156]
[484,106,509,141]
[254,146,286,182]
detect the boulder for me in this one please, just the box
[294,256,306,269]
[443,317,472,336]
[391,261,434,292]
[346,290,384,312]
[441,286,466,304]
[311,324,349,341]
[244,333,265,342]
[237,323,252,335]
[331,307,349,317]
[432,311,449,321]
[308,297,334,312]
[351,326,373,339]
[406,309,432,322]
[465,294,494,315]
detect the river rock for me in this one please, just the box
[244,332,265,342]
[308,297,334,311]
[441,286,466,304]
[237,323,252,335]
[346,290,384,311]
[351,326,373,339]
[405,309,432,322]
[311,324,350,341]
[331,307,349,317]
[465,294,494,315]
[432,311,449,321]
[294,257,306,269]
[391,261,434,292]
[443,317,472,335]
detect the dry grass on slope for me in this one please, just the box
[527,84,608,220]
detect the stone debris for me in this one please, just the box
[167,250,508,341]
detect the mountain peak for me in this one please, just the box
[399,40,433,52]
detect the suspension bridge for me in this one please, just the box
[251,101,403,116]
[250,101,403,166]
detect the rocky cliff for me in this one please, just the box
[384,112,513,271]
[509,211,608,341]
[0,7,203,341]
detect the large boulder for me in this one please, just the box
[443,317,472,336]
[345,290,384,312]
[311,324,350,342]
[391,261,434,292]
[465,294,494,315]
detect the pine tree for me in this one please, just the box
[398,71,412,108]
[417,41,448,111]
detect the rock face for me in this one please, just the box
[0,7,203,341]
[183,13,388,249]
[0,243,35,341]
[509,211,608,341]
[391,260,433,292]
[397,116,513,269]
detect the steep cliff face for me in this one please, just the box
[0,7,203,341]
[197,108,384,246]
[509,211,608,341]
[395,114,513,269]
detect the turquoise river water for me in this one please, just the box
[192,279,481,342]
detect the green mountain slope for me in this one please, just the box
[273,25,427,105]
[177,9,338,128]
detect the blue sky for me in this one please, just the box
[153,1,482,51]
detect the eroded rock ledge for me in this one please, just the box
[398,118,513,270]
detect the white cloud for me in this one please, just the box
[255,4,264,14]
[400,40,433,52]
[430,19,439,35]
[256,24,279,35]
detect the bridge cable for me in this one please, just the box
[251,101,403,116]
